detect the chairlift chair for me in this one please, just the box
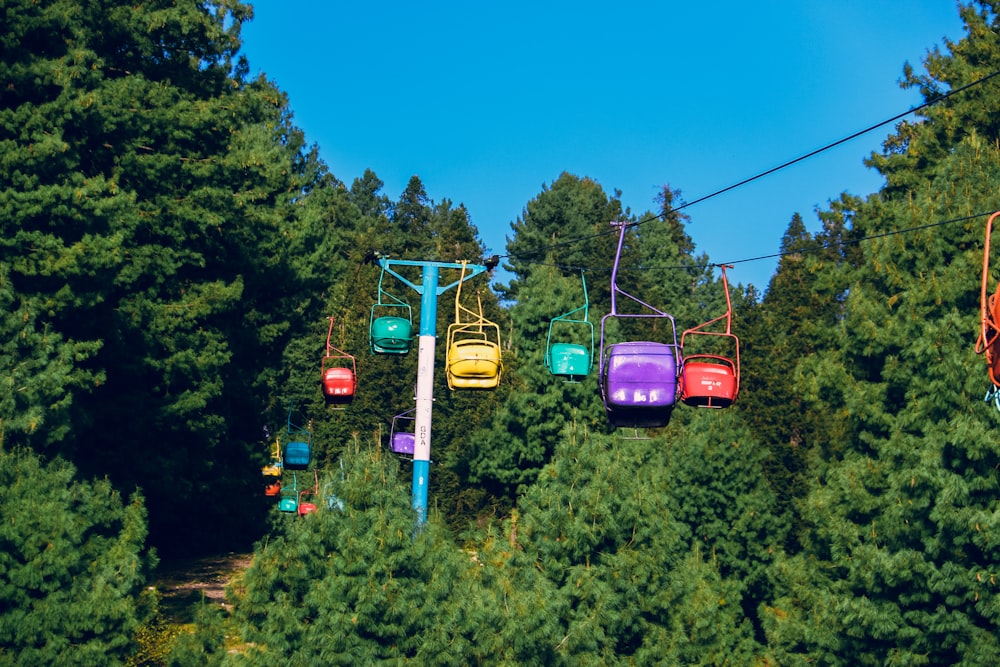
[321,316,357,406]
[261,437,282,477]
[389,408,416,456]
[297,470,319,515]
[278,472,298,513]
[283,405,311,470]
[976,211,1000,405]
[370,263,414,354]
[599,221,680,429]
[679,264,740,408]
[545,272,594,382]
[446,261,503,390]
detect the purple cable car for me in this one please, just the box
[389,408,415,456]
[598,221,680,429]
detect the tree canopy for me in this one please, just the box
[4,0,1000,664]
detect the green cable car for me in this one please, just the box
[370,263,413,354]
[545,272,594,382]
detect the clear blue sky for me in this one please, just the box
[240,2,966,291]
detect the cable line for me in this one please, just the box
[504,69,1000,264]
[509,211,992,275]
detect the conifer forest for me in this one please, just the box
[6,1,1000,664]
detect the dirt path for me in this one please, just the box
[153,552,253,623]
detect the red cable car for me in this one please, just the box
[975,211,1000,404]
[298,470,319,516]
[321,316,357,406]
[680,264,740,408]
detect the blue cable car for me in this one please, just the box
[283,405,311,471]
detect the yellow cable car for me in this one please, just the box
[261,437,282,478]
[446,261,503,390]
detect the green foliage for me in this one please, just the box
[167,602,227,667]
[0,0,336,552]
[869,1,1000,194]
[12,0,1000,662]
[761,133,1000,663]
[0,447,155,666]
[228,445,468,665]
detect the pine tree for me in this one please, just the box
[1,0,335,551]
[0,447,155,665]
[868,1,1000,194]
[227,445,470,665]
[764,135,1000,664]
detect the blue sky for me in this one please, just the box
[240,2,966,291]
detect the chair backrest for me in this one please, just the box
[283,441,310,470]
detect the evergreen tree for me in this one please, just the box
[227,445,469,665]
[0,0,333,552]
[869,1,1000,194]
[765,135,1000,664]
[0,447,155,666]
[502,172,625,303]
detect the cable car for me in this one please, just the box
[264,479,281,497]
[680,264,740,408]
[322,461,346,511]
[446,261,503,390]
[370,263,414,354]
[321,316,357,406]
[545,272,594,382]
[298,470,319,515]
[278,472,298,513]
[976,210,1000,407]
[390,408,416,456]
[261,437,282,477]
[599,221,680,429]
[283,406,311,471]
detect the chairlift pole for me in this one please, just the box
[376,258,487,527]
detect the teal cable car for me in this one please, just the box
[545,272,594,382]
[278,472,298,513]
[370,263,413,354]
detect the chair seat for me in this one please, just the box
[547,343,591,377]
[323,368,356,398]
[448,340,501,378]
[681,358,737,408]
[371,316,412,353]
[283,441,310,470]
[391,432,415,455]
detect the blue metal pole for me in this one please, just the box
[375,258,487,529]
[411,265,439,525]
